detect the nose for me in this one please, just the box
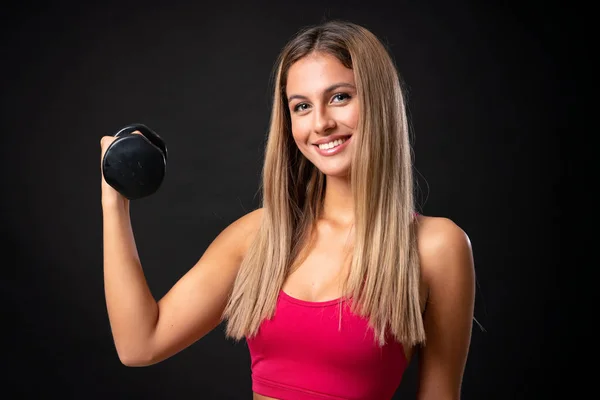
[313,106,336,135]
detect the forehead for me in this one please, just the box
[286,52,354,96]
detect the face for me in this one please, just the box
[285,52,359,178]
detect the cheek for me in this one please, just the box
[343,104,360,128]
[291,119,310,144]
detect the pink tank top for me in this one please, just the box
[246,290,408,399]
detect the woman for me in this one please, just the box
[101,20,475,400]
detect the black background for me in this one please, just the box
[1,0,579,398]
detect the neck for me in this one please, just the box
[321,175,354,227]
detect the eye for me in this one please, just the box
[293,103,310,112]
[331,93,351,103]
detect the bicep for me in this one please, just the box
[148,208,263,363]
[417,218,475,399]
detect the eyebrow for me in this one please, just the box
[287,82,356,103]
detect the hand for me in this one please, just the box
[100,135,123,204]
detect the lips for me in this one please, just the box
[312,134,352,146]
[313,135,352,156]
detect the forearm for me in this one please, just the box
[102,198,158,364]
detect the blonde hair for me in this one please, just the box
[223,20,425,347]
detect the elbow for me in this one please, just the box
[116,345,156,367]
[119,355,152,367]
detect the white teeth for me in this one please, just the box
[318,137,347,150]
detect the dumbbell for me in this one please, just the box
[102,123,168,200]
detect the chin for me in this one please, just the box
[300,150,352,179]
[318,166,351,178]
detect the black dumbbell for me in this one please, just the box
[102,123,168,200]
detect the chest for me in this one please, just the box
[282,223,354,302]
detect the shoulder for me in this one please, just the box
[216,207,265,259]
[412,215,475,393]
[233,207,265,239]
[414,215,474,289]
[232,207,265,230]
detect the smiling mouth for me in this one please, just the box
[314,136,351,150]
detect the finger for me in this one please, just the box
[100,135,115,148]
[100,136,117,168]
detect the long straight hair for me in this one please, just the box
[223,20,425,347]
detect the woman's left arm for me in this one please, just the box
[416,217,476,400]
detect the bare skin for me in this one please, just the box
[101,51,474,400]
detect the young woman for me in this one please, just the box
[101,20,475,400]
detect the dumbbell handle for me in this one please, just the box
[114,124,168,162]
